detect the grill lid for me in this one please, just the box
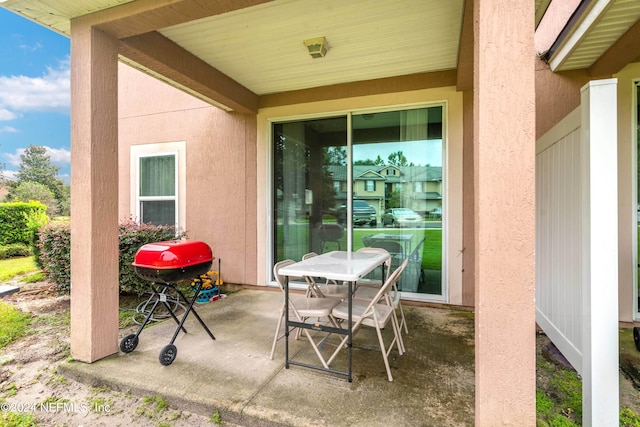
[132,240,213,270]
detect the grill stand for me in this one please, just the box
[120,280,216,365]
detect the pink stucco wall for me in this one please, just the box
[117,63,257,286]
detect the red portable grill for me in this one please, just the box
[119,240,216,365]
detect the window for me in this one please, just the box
[131,141,185,228]
[365,180,375,191]
[414,182,423,192]
[139,154,177,225]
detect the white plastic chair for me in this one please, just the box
[326,259,407,381]
[269,259,342,368]
[355,247,408,341]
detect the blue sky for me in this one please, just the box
[0,8,70,183]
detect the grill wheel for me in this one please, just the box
[119,334,139,353]
[159,344,178,365]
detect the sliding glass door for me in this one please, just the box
[272,105,445,297]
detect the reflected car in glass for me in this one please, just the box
[381,208,423,227]
[337,200,377,227]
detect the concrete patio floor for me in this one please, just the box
[60,289,475,426]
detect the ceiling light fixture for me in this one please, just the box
[303,37,329,58]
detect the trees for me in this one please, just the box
[9,181,58,216]
[16,145,64,200]
[387,151,408,166]
[5,145,68,216]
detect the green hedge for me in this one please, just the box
[118,219,187,295]
[38,220,71,293]
[0,201,48,246]
[38,218,186,295]
[0,243,32,260]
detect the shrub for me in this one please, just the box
[38,220,71,293]
[0,243,32,260]
[6,180,59,216]
[118,219,187,295]
[38,218,186,295]
[0,201,48,247]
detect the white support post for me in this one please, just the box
[580,79,619,426]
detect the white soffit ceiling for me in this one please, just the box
[550,0,640,71]
[159,0,465,95]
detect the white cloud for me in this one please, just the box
[0,60,70,113]
[45,146,71,165]
[4,145,70,168]
[5,150,21,167]
[19,41,43,52]
[0,126,18,133]
[1,170,17,181]
[0,109,18,121]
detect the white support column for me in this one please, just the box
[580,79,619,426]
[69,22,120,362]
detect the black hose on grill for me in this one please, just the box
[131,287,187,325]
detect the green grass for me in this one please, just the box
[20,272,45,284]
[621,407,640,427]
[0,411,37,426]
[0,300,32,349]
[0,256,39,282]
[275,225,442,271]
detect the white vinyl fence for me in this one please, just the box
[536,79,619,426]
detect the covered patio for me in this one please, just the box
[1,0,536,423]
[60,289,475,427]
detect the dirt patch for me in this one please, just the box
[0,282,218,427]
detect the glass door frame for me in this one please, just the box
[267,102,449,303]
[634,80,640,319]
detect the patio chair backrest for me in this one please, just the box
[273,259,296,293]
[360,259,406,318]
[302,252,318,260]
[387,258,409,306]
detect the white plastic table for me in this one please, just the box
[278,250,390,381]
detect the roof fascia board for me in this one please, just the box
[73,0,274,39]
[119,32,258,114]
[548,0,613,71]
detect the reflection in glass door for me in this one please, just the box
[352,108,443,295]
[273,117,347,261]
[272,106,445,297]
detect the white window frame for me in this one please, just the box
[130,141,186,230]
[365,179,375,192]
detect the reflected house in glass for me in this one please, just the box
[327,165,443,216]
